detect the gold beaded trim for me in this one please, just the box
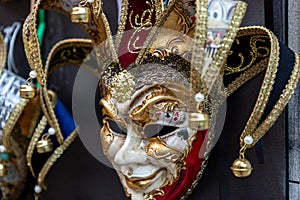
[239,30,279,147]
[190,0,208,95]
[180,1,247,194]
[40,88,64,144]
[98,10,120,64]
[225,35,270,75]
[224,26,279,97]
[155,0,164,20]
[26,116,47,177]
[204,1,247,93]
[22,0,65,144]
[43,38,100,77]
[114,0,129,51]
[33,129,78,200]
[225,58,269,97]
[23,0,119,85]
[22,0,45,86]
[45,38,93,70]
[37,127,78,190]
[246,52,300,148]
[0,32,7,74]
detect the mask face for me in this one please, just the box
[99,64,208,200]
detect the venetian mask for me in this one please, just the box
[99,63,210,200]
[94,0,246,199]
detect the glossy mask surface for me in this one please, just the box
[99,64,208,200]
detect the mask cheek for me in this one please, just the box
[161,128,194,151]
[100,124,126,160]
[145,137,184,163]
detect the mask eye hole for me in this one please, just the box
[106,119,127,135]
[144,124,179,138]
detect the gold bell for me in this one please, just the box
[36,139,53,153]
[231,158,253,177]
[20,84,37,99]
[188,113,209,130]
[71,7,90,23]
[0,163,7,177]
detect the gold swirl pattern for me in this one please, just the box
[225,35,270,75]
[128,0,155,53]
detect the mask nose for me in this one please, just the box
[114,134,148,165]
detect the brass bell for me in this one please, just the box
[231,158,253,177]
[20,84,37,99]
[36,139,53,153]
[188,112,209,130]
[0,163,7,177]
[71,7,90,23]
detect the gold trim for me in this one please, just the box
[155,0,164,19]
[40,88,64,144]
[37,127,79,190]
[247,52,300,148]
[26,116,47,177]
[190,0,208,95]
[43,38,100,78]
[39,90,52,129]
[21,1,87,198]
[114,0,129,51]
[22,0,45,86]
[23,0,119,87]
[0,32,7,74]
[239,30,279,146]
[225,35,270,75]
[44,38,93,72]
[225,58,268,96]
[204,1,247,93]
[237,26,273,37]
[23,0,66,144]
[224,26,280,96]
[99,11,119,63]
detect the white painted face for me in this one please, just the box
[100,83,197,200]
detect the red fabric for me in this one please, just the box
[156,130,208,200]
[118,0,157,69]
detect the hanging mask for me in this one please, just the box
[95,1,247,199]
